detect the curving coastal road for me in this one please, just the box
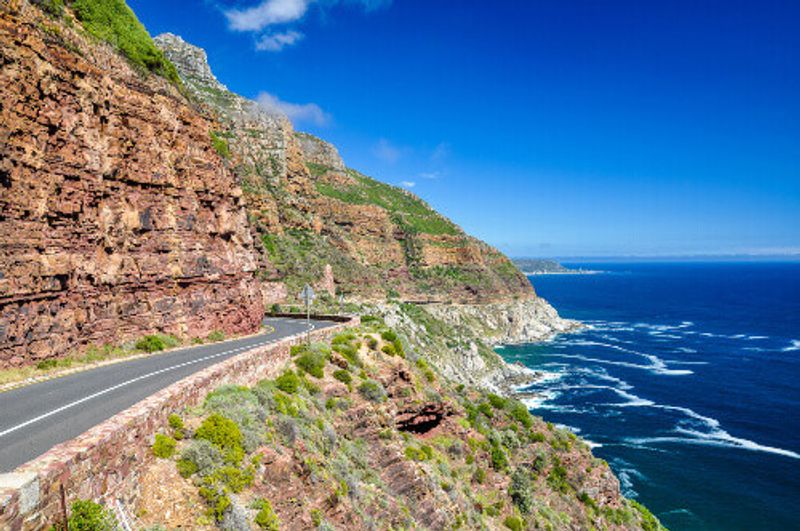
[0,317,337,472]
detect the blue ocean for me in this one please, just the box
[499,262,800,530]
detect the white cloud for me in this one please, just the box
[255,30,304,51]
[225,0,311,32]
[224,0,392,51]
[400,181,416,188]
[256,91,331,126]
[373,138,401,164]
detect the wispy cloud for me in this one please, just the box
[224,0,392,51]
[399,180,416,188]
[256,91,331,126]
[373,138,402,164]
[225,0,311,32]
[255,29,304,51]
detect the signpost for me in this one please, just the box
[299,284,315,344]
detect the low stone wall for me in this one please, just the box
[0,317,358,530]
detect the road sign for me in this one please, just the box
[299,284,315,304]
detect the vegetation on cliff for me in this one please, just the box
[138,318,664,530]
[37,0,181,84]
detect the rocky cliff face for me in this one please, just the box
[0,3,264,367]
[155,34,535,305]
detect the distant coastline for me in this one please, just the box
[513,258,603,275]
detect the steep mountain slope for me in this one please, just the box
[155,34,534,305]
[0,1,263,367]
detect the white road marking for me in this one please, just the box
[0,340,263,439]
[0,319,327,440]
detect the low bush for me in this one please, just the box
[333,369,352,385]
[253,498,280,530]
[380,330,398,342]
[509,468,534,514]
[503,515,524,531]
[333,343,361,367]
[211,465,255,493]
[210,131,231,159]
[275,370,300,394]
[198,484,231,522]
[178,440,224,478]
[295,349,328,378]
[358,379,386,402]
[195,414,244,464]
[66,499,116,531]
[136,335,166,352]
[206,330,225,342]
[404,444,433,462]
[489,441,509,471]
[488,393,507,409]
[168,413,184,430]
[508,400,534,429]
[152,434,176,458]
[367,337,379,350]
[380,344,396,356]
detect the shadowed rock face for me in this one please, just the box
[0,4,264,367]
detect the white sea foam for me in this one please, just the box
[621,403,800,460]
[585,440,603,449]
[746,335,768,340]
[520,390,560,409]
[782,340,800,352]
[552,353,694,376]
[676,347,697,354]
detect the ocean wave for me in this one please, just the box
[619,402,800,460]
[551,353,694,376]
[519,390,560,409]
[783,340,800,352]
[746,335,768,340]
[610,458,647,498]
[675,347,697,353]
[626,434,800,460]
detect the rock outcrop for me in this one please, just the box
[155,33,536,305]
[0,3,263,367]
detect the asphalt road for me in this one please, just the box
[0,317,337,472]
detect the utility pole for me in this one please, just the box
[299,284,315,345]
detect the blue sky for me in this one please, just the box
[130,0,799,258]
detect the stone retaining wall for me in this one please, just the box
[0,317,358,530]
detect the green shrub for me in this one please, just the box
[33,0,65,18]
[210,131,231,159]
[176,458,198,478]
[380,343,396,356]
[36,358,59,370]
[331,331,356,345]
[253,498,280,530]
[67,499,116,531]
[367,337,378,350]
[198,485,231,521]
[211,465,255,493]
[380,330,398,342]
[275,370,300,394]
[70,0,180,84]
[358,379,386,402]
[631,500,662,531]
[509,468,533,514]
[178,440,224,477]
[489,441,508,471]
[136,335,166,352]
[333,343,361,366]
[508,400,533,429]
[503,515,524,531]
[488,393,507,409]
[547,462,570,493]
[295,349,328,378]
[333,369,352,385]
[477,402,494,418]
[206,330,225,342]
[168,413,184,431]
[472,467,486,484]
[152,433,176,458]
[404,445,433,462]
[195,414,244,464]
